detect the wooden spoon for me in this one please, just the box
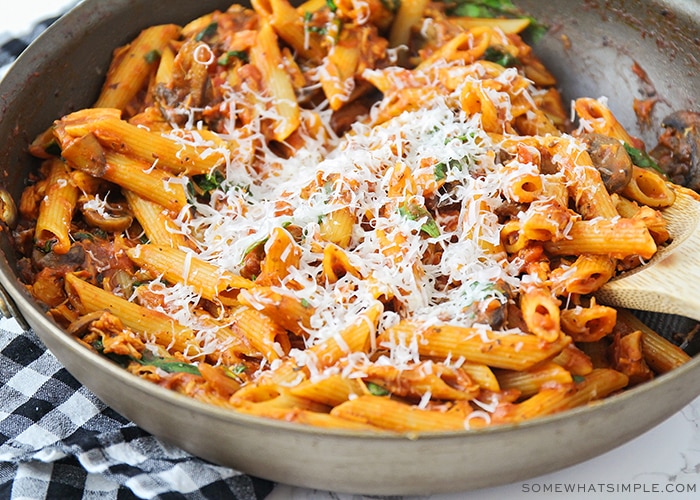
[595,187,700,321]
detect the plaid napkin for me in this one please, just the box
[0,16,61,69]
[0,8,272,500]
[0,322,273,499]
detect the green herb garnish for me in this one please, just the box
[92,339,200,375]
[230,364,246,375]
[195,22,218,42]
[224,364,247,381]
[399,204,441,238]
[218,50,249,66]
[136,353,201,375]
[446,0,548,43]
[367,382,391,396]
[72,231,95,242]
[434,158,465,182]
[195,170,226,193]
[379,0,401,13]
[623,143,666,176]
[483,46,519,67]
[435,162,448,182]
[37,239,56,253]
[144,49,161,64]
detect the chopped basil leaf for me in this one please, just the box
[399,204,441,238]
[224,364,246,381]
[138,354,201,375]
[524,18,548,43]
[230,364,246,375]
[218,50,249,65]
[72,231,95,242]
[195,22,218,42]
[421,219,441,238]
[450,0,519,18]
[37,239,56,253]
[445,1,548,43]
[307,24,327,35]
[367,382,391,396]
[188,170,228,204]
[92,340,132,369]
[483,46,519,67]
[242,237,268,258]
[435,162,448,181]
[92,339,200,375]
[623,143,666,176]
[144,49,161,64]
[195,170,226,193]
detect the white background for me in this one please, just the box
[0,0,78,38]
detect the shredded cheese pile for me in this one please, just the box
[145,61,546,377]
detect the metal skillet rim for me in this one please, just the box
[0,0,699,495]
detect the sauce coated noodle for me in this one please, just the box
[13,1,692,432]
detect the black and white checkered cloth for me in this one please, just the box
[0,9,272,500]
[0,16,61,69]
[0,326,273,499]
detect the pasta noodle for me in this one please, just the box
[12,0,693,433]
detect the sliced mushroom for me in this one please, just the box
[580,133,634,193]
[0,186,18,228]
[650,110,700,191]
[61,132,107,178]
[81,198,134,233]
[33,244,85,271]
[66,310,108,337]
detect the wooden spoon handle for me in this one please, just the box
[596,250,700,321]
[595,192,700,321]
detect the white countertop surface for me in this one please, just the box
[1,2,698,499]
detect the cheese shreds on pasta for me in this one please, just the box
[14,1,690,432]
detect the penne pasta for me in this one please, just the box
[544,218,657,260]
[34,158,78,255]
[123,190,190,248]
[94,24,182,111]
[64,273,199,355]
[126,244,254,305]
[330,395,469,432]
[249,21,300,141]
[59,112,226,175]
[13,2,692,433]
[504,369,629,422]
[379,321,571,371]
[496,362,573,398]
[615,309,692,374]
[61,133,189,213]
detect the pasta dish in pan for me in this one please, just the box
[12,0,692,431]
